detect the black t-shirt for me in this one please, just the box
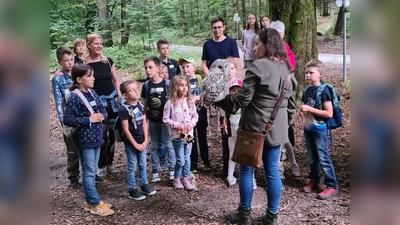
[88,58,115,96]
[118,102,145,144]
[74,55,83,64]
[140,79,168,121]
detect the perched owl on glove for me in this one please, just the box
[197,59,230,109]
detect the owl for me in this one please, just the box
[197,59,230,109]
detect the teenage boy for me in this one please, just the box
[141,56,176,183]
[157,38,181,80]
[178,58,211,172]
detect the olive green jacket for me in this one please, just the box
[232,58,297,147]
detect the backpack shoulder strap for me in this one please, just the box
[121,103,133,116]
[72,89,94,114]
[316,84,328,110]
[195,74,203,87]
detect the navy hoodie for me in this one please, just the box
[63,89,107,149]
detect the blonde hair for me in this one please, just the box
[160,64,168,70]
[168,75,194,107]
[83,34,108,64]
[304,59,324,74]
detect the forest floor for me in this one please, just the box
[50,19,350,225]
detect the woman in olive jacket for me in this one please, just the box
[215,28,297,225]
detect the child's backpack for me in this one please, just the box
[113,102,144,142]
[304,80,342,145]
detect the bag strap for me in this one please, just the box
[73,89,94,114]
[263,74,291,135]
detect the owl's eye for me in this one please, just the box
[218,66,222,69]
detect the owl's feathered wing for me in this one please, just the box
[197,60,230,109]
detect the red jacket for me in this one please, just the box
[284,41,296,72]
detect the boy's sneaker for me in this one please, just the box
[128,188,146,201]
[169,170,175,181]
[140,184,156,196]
[95,175,103,183]
[318,188,338,200]
[159,161,167,170]
[290,164,301,177]
[190,163,198,174]
[90,201,114,216]
[84,202,112,212]
[97,168,107,178]
[227,176,237,187]
[253,178,257,190]
[69,178,79,188]
[173,177,184,190]
[303,180,320,193]
[106,165,120,174]
[203,162,211,171]
[181,177,194,191]
[151,173,161,183]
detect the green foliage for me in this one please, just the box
[325,12,350,36]
[344,78,350,92]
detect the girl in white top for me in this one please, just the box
[240,13,260,69]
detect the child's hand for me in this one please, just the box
[185,124,192,131]
[176,124,184,131]
[299,105,312,113]
[192,95,200,103]
[54,69,63,76]
[89,113,104,123]
[241,47,245,52]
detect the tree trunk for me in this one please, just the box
[333,6,344,35]
[270,0,318,100]
[85,1,97,34]
[97,0,113,47]
[120,0,129,45]
[241,0,245,29]
[322,1,329,16]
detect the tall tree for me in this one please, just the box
[120,0,129,45]
[333,6,344,35]
[98,0,113,46]
[270,0,318,99]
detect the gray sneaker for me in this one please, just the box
[106,165,120,174]
[140,184,156,195]
[97,167,107,178]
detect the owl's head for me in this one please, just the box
[210,59,230,76]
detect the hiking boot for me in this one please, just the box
[173,177,184,190]
[90,201,114,216]
[140,184,156,196]
[84,202,112,212]
[106,165,120,174]
[151,173,161,183]
[303,180,320,193]
[95,175,103,183]
[227,206,251,225]
[290,164,301,177]
[69,178,79,188]
[97,167,107,178]
[181,177,194,191]
[318,187,338,200]
[169,170,175,181]
[203,162,211,171]
[261,209,278,225]
[128,188,146,201]
[227,176,237,187]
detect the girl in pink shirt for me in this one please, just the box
[163,75,199,191]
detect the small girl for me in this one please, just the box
[163,75,199,191]
[240,13,260,69]
[260,15,271,30]
[63,64,114,216]
[119,80,156,201]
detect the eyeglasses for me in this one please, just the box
[212,26,223,30]
[127,88,140,93]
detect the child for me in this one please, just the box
[119,80,156,201]
[63,63,114,216]
[158,64,169,170]
[269,20,296,71]
[178,58,211,173]
[163,75,199,190]
[224,62,257,189]
[141,56,176,183]
[260,15,271,30]
[157,38,180,80]
[240,13,259,69]
[72,38,85,64]
[299,59,339,200]
[51,46,80,188]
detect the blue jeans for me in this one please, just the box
[79,146,101,206]
[238,144,281,213]
[304,130,338,189]
[149,120,175,173]
[124,142,148,190]
[172,139,192,178]
[244,60,254,69]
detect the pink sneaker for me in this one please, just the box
[181,177,194,191]
[318,187,338,200]
[173,177,184,190]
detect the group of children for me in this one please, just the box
[52,26,339,216]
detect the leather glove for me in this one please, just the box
[213,94,234,113]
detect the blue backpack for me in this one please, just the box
[113,101,144,142]
[305,80,343,145]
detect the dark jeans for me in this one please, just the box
[220,116,229,174]
[98,103,117,169]
[191,107,209,168]
[63,134,80,181]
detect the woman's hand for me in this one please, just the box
[213,95,234,113]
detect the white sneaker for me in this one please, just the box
[151,173,161,183]
[169,171,175,181]
[227,176,237,187]
[253,178,257,190]
[97,168,107,178]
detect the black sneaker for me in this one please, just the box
[140,184,156,196]
[69,179,79,188]
[203,162,211,171]
[95,175,103,183]
[129,188,146,201]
